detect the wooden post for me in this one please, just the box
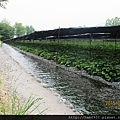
[89,33,92,58]
[56,27,60,63]
[58,27,60,40]
[114,34,117,57]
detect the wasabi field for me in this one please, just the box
[7,39,120,82]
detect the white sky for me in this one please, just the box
[0,0,120,31]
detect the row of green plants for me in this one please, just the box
[7,40,120,82]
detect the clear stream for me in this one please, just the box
[3,43,120,115]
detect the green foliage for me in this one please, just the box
[0,19,14,40]
[0,87,44,115]
[105,17,120,26]
[7,40,120,82]
[14,22,26,37]
[1,94,43,115]
[25,25,35,35]
[0,19,35,40]
[0,72,45,115]
[0,35,2,40]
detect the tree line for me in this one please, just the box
[0,1,35,40]
[1,0,120,40]
[0,19,35,41]
[105,17,120,26]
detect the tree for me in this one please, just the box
[14,22,26,37]
[0,19,14,40]
[113,17,120,26]
[0,0,8,8]
[25,25,35,35]
[105,17,120,26]
[105,19,111,26]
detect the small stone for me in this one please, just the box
[62,99,66,103]
[49,88,54,91]
[68,104,74,109]
[79,112,84,115]
[41,83,48,88]
[58,100,62,103]
[53,93,60,97]
[73,109,77,112]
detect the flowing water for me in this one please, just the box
[2,43,120,115]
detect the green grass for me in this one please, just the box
[0,92,43,115]
[6,39,120,82]
[0,74,2,85]
[0,74,45,115]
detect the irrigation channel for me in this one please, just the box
[2,43,120,115]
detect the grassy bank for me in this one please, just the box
[0,73,44,115]
[7,40,120,82]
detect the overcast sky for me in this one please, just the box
[0,0,120,31]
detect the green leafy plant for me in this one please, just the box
[0,87,44,115]
[0,75,45,115]
[6,40,120,82]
